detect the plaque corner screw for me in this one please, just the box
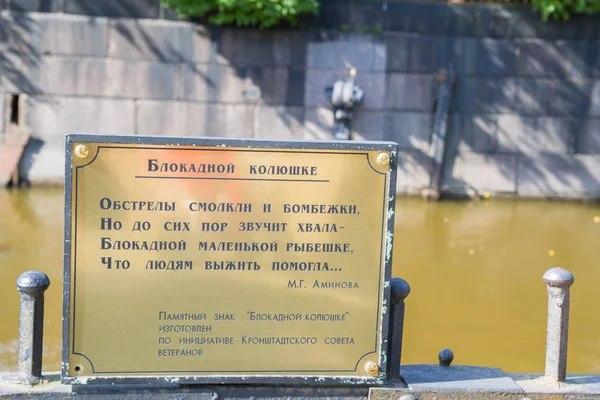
[74,144,89,159]
[377,153,390,166]
[365,361,379,376]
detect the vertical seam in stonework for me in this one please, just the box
[104,19,112,58]
[133,98,138,134]
[514,153,520,195]
[176,63,183,101]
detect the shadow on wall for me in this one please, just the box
[345,2,600,199]
[440,38,600,199]
[0,10,56,184]
[109,16,400,142]
[107,18,314,140]
[60,0,162,19]
[307,1,600,198]
[1,0,599,196]
[312,2,600,199]
[0,11,40,94]
[16,137,44,185]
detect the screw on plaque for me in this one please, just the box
[74,144,89,159]
[365,361,379,376]
[377,153,390,166]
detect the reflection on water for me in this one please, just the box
[0,188,599,373]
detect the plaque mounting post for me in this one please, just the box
[387,277,410,379]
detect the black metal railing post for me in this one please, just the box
[387,277,411,379]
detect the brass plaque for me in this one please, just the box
[63,134,398,385]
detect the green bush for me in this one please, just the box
[160,0,319,28]
[529,0,600,20]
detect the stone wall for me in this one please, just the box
[2,0,600,198]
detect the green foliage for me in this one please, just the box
[529,0,600,20]
[160,0,319,28]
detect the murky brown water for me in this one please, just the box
[1,187,599,373]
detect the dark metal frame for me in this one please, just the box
[63,133,399,386]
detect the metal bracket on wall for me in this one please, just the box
[424,69,455,201]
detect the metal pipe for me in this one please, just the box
[425,68,455,201]
[15,270,50,384]
[543,267,574,383]
[387,277,411,378]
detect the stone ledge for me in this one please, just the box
[510,373,600,394]
[0,373,370,399]
[399,365,522,392]
[4,370,600,399]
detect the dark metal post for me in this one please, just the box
[439,348,454,367]
[543,267,574,383]
[387,277,411,378]
[425,69,455,201]
[14,271,50,384]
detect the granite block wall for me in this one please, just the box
[1,0,599,198]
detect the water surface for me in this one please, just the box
[0,188,599,373]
